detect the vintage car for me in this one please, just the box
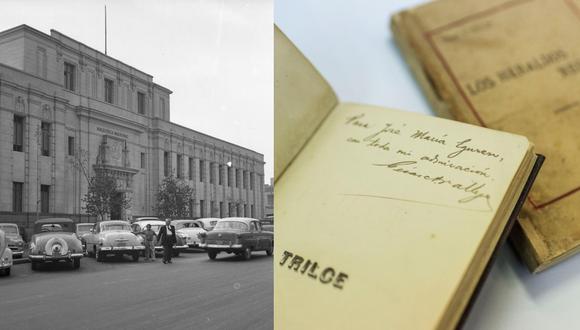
[75,223,94,253]
[131,220,188,257]
[0,223,25,258]
[0,230,13,276]
[84,220,144,262]
[28,218,84,270]
[193,218,220,231]
[201,217,274,260]
[171,219,206,248]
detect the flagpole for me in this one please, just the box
[105,5,108,55]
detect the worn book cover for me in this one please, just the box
[392,0,580,272]
[275,26,542,330]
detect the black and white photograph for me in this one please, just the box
[0,1,273,329]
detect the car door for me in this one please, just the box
[84,223,98,252]
[250,221,263,250]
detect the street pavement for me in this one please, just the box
[0,250,273,330]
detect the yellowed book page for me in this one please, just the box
[393,0,580,270]
[274,103,529,330]
[274,26,338,180]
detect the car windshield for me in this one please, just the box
[210,220,218,226]
[145,225,163,232]
[0,225,18,234]
[76,225,93,233]
[102,224,131,231]
[174,222,199,230]
[41,224,63,232]
[214,221,248,231]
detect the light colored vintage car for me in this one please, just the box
[84,220,144,262]
[131,220,188,257]
[0,229,13,276]
[193,218,220,231]
[28,218,84,270]
[200,217,274,260]
[171,219,207,248]
[0,223,25,258]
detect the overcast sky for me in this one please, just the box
[0,0,273,183]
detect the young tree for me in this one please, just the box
[156,175,194,218]
[82,168,131,221]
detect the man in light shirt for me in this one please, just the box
[157,218,176,264]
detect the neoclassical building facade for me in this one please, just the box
[0,25,265,223]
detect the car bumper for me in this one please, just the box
[10,250,23,258]
[100,246,145,251]
[29,253,83,261]
[174,244,188,250]
[187,242,202,248]
[201,243,243,249]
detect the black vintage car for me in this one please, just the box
[201,217,273,260]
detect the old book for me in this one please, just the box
[275,27,543,330]
[392,0,580,273]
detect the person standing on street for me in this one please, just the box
[157,218,176,264]
[143,224,157,261]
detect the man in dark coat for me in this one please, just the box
[157,218,177,264]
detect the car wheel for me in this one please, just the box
[208,251,217,260]
[132,252,139,262]
[73,258,81,269]
[243,247,252,260]
[266,246,273,256]
[31,262,37,271]
[96,249,104,262]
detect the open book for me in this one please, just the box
[392,0,580,273]
[274,27,543,330]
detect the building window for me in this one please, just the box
[228,202,233,217]
[237,203,242,217]
[104,78,114,104]
[160,97,166,119]
[137,92,146,114]
[163,151,169,177]
[244,204,248,217]
[41,122,51,156]
[140,152,146,169]
[236,169,241,188]
[250,172,254,190]
[68,136,75,156]
[40,185,50,213]
[199,160,204,182]
[209,163,215,184]
[177,154,183,178]
[210,201,216,217]
[64,62,76,91]
[242,171,247,189]
[13,115,24,152]
[12,182,23,212]
[200,199,205,217]
[188,157,193,180]
[251,204,255,218]
[218,165,223,185]
[228,166,233,187]
[219,202,224,218]
[37,47,47,79]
